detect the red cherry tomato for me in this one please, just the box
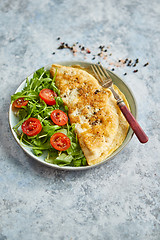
[50,133,71,151]
[12,98,28,108]
[22,118,42,136]
[39,89,57,105]
[51,109,68,126]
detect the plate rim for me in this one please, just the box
[8,61,137,171]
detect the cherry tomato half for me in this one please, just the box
[22,118,42,136]
[50,133,71,151]
[51,109,68,126]
[39,89,57,105]
[12,98,28,108]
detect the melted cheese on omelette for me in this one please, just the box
[50,64,129,166]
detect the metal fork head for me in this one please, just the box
[91,64,112,88]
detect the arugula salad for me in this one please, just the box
[11,67,87,167]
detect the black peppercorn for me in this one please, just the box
[144,62,149,67]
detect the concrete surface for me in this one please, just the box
[0,0,160,239]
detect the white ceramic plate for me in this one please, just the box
[9,61,137,170]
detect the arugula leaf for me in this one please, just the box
[33,149,43,156]
[11,67,87,167]
[45,152,73,166]
[43,125,61,136]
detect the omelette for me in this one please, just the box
[50,64,129,166]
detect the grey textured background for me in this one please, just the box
[0,0,160,239]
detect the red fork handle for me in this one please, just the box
[117,101,149,143]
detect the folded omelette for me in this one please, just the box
[50,64,129,166]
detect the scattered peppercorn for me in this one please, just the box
[86,48,91,54]
[94,90,100,94]
[54,38,149,75]
[144,62,149,67]
[92,120,98,125]
[99,45,104,50]
[135,58,139,63]
[127,60,132,66]
[57,42,65,49]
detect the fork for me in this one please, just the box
[91,64,148,143]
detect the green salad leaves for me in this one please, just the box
[11,67,87,167]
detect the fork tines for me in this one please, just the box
[91,64,112,86]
